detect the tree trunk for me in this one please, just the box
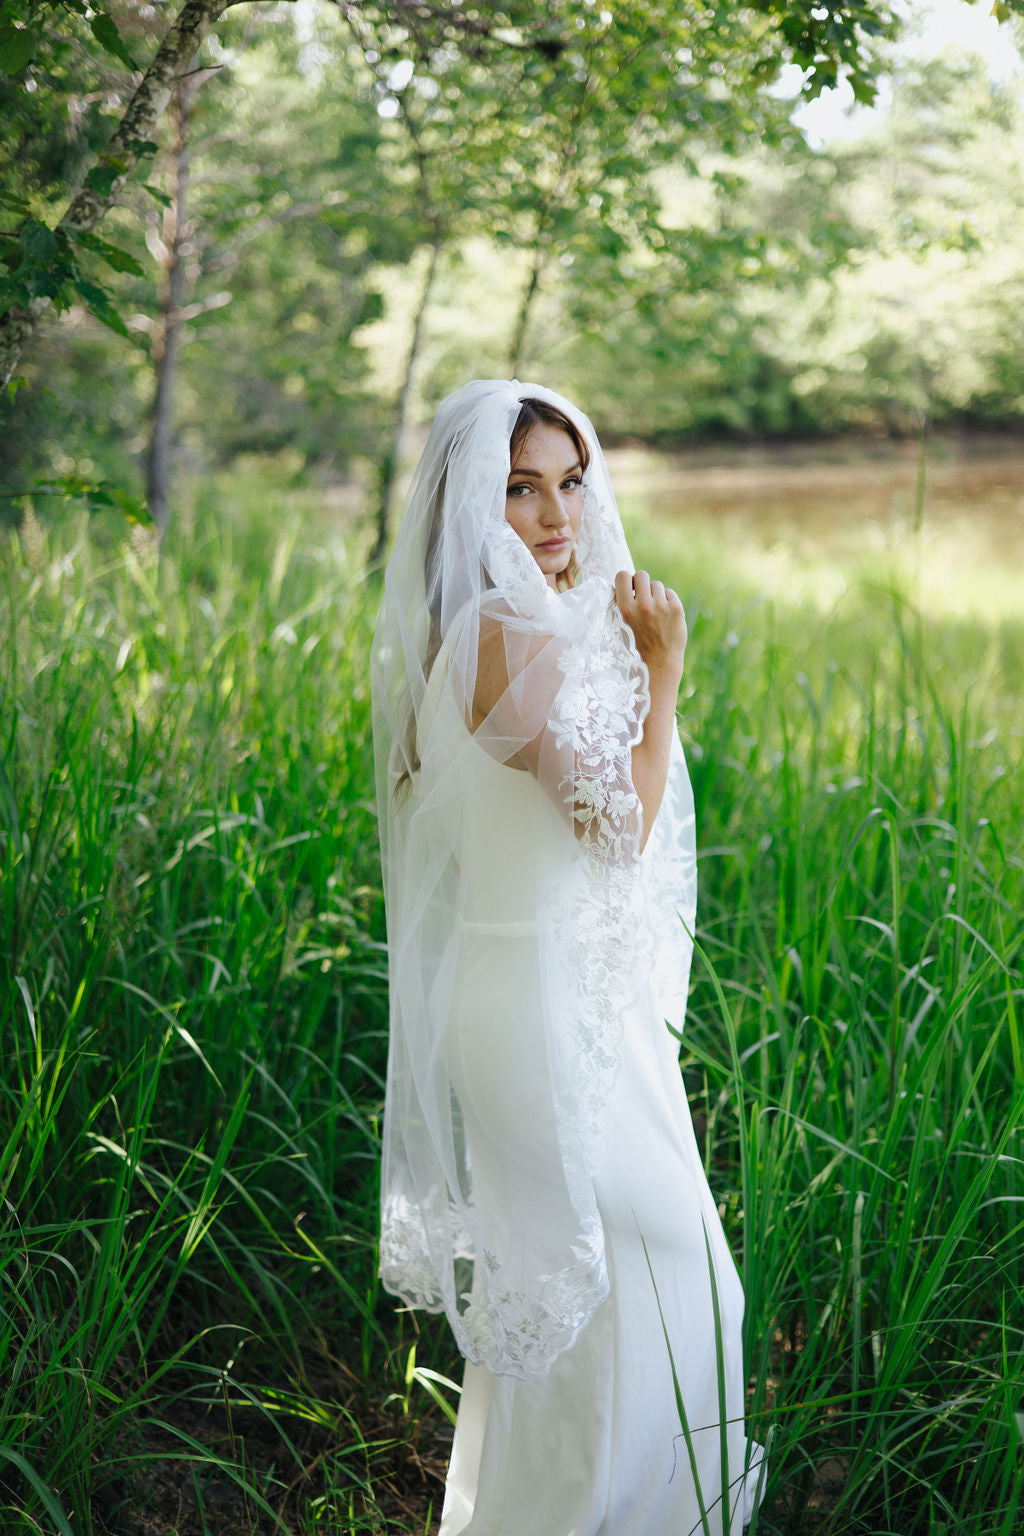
[507,224,548,379]
[147,82,196,532]
[370,239,442,567]
[0,0,230,389]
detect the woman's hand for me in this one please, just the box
[614,570,687,684]
[614,571,686,850]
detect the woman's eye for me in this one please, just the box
[506,483,531,497]
[562,476,582,490]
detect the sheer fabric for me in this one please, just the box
[371,380,764,1529]
[372,380,696,1376]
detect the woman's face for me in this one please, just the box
[505,422,584,588]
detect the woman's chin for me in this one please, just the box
[532,546,571,574]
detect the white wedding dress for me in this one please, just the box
[437,754,764,1536]
[371,378,764,1536]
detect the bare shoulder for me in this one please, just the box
[473,609,557,727]
[474,613,513,724]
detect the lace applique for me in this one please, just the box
[549,603,656,1169]
[380,1190,473,1313]
[455,1215,608,1378]
[383,1194,609,1377]
[551,601,650,863]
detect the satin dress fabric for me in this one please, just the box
[438,763,763,1536]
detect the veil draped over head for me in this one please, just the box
[371,379,697,1380]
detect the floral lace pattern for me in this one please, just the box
[551,603,648,861]
[381,1189,611,1378]
[379,1195,444,1312]
[455,1215,608,1378]
[550,602,655,1170]
[380,1190,473,1312]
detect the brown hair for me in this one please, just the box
[509,397,590,592]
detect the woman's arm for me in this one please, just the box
[614,570,687,852]
[471,585,683,856]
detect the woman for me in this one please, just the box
[371,380,764,1534]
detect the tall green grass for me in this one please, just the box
[1,486,417,1532]
[627,515,1024,1533]
[1,477,1021,1532]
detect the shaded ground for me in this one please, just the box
[80,1117,846,1532]
[91,1391,453,1535]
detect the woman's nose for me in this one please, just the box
[540,488,569,524]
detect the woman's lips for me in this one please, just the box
[537,537,568,552]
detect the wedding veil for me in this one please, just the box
[371,379,697,1379]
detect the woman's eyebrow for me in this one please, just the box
[508,461,583,479]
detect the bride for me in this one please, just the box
[371,379,765,1534]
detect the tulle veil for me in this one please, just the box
[371,379,697,1378]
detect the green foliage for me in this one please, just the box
[88,10,138,73]
[1,481,402,1529]
[157,17,405,470]
[629,501,1024,1536]
[748,0,896,101]
[0,0,914,494]
[0,12,409,494]
[32,469,152,523]
[0,21,37,77]
[538,54,1024,441]
[1,474,1021,1529]
[0,0,139,81]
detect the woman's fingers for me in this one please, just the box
[615,571,677,608]
[614,568,687,673]
[615,570,685,625]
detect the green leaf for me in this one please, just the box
[33,472,153,525]
[84,165,118,197]
[73,276,131,338]
[0,21,36,75]
[90,13,137,72]
[72,229,145,275]
[0,189,33,216]
[125,139,160,159]
[0,1450,76,1536]
[0,275,31,310]
[20,219,56,264]
[140,182,173,209]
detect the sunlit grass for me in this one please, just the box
[626,508,1024,1534]
[1,469,1021,1532]
[611,435,1024,623]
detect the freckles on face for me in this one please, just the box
[504,422,585,586]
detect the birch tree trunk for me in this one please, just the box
[370,239,441,566]
[507,214,548,379]
[0,0,230,389]
[147,82,197,532]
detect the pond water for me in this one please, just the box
[604,432,1024,621]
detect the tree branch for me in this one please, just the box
[0,0,236,388]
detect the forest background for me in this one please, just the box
[1,1,1023,1534]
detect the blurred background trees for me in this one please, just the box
[2,0,1023,531]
